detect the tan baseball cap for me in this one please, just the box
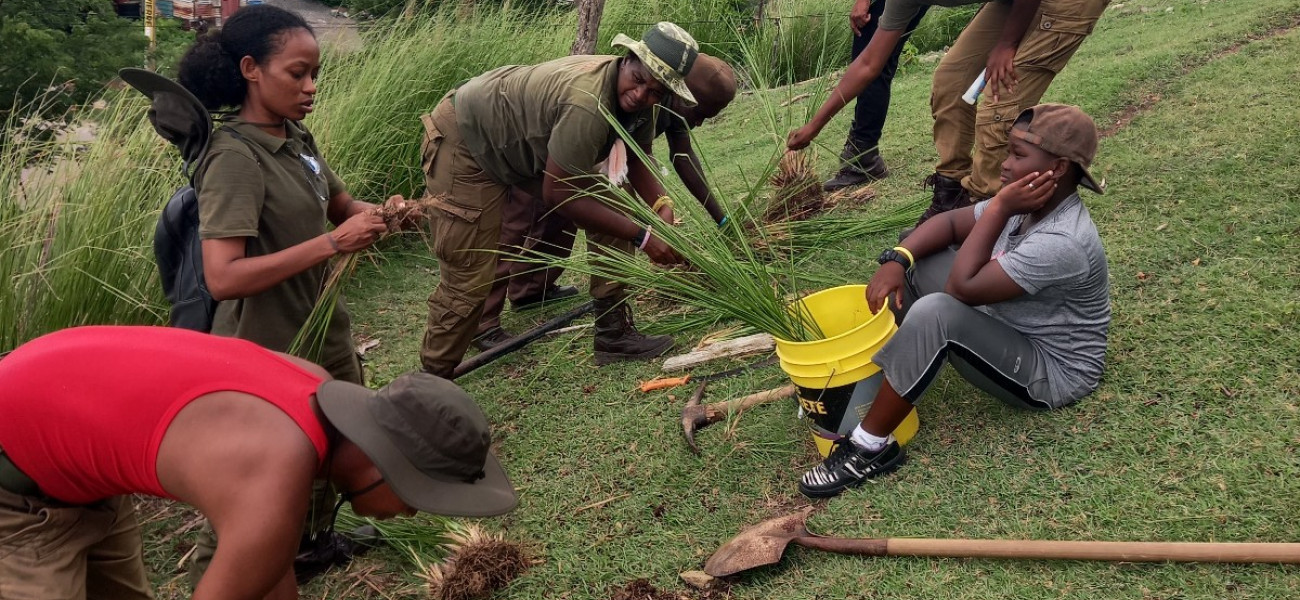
[612,22,700,107]
[1011,103,1105,194]
[317,373,517,518]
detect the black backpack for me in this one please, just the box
[121,68,225,331]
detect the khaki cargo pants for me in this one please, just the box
[418,93,629,377]
[931,0,1109,198]
[0,488,153,600]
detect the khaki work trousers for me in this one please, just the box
[419,94,627,377]
[931,0,1108,198]
[477,187,579,335]
[0,488,153,600]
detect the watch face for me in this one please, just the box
[877,249,897,264]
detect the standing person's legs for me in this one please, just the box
[419,96,509,378]
[964,0,1108,198]
[585,232,673,364]
[931,2,1008,184]
[506,200,579,307]
[477,187,539,339]
[908,2,1010,230]
[831,0,931,186]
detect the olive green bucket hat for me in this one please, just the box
[612,22,700,107]
[317,373,517,517]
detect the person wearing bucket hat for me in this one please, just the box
[0,326,516,600]
[786,0,1107,233]
[800,104,1110,498]
[471,53,740,351]
[417,22,706,376]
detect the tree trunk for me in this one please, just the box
[570,0,607,55]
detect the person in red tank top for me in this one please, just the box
[0,326,516,600]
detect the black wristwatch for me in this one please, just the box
[877,248,912,271]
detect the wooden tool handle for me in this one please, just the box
[797,536,1300,564]
[704,384,797,420]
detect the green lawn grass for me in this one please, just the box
[140,0,1300,597]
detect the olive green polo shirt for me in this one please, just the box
[455,54,657,185]
[194,118,355,365]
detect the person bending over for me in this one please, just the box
[0,326,516,599]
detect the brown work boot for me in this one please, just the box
[592,296,673,366]
[899,173,973,240]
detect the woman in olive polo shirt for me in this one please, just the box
[178,5,393,382]
[175,4,400,584]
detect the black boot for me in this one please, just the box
[823,142,889,192]
[592,296,673,366]
[899,173,973,241]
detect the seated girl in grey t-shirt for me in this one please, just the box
[799,104,1110,499]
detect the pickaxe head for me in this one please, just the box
[704,507,816,577]
[680,381,710,455]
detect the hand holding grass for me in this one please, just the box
[642,234,683,266]
[330,211,387,253]
[994,170,1056,215]
[786,125,819,151]
[382,195,424,232]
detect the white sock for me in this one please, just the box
[850,425,889,451]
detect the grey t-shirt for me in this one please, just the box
[973,194,1110,402]
[880,0,1004,31]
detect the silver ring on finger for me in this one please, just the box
[1028,183,1035,190]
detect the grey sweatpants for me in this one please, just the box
[874,249,1063,410]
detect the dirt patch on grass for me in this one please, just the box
[1102,14,1300,138]
[608,578,731,600]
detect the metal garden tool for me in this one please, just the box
[704,508,1300,577]
[681,381,796,454]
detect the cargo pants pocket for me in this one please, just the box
[1018,8,1102,73]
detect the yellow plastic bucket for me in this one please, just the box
[773,285,919,457]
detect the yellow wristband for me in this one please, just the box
[651,196,674,212]
[892,246,915,270]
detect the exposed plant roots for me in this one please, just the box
[424,524,534,600]
[762,151,826,223]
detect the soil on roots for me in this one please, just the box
[427,529,533,600]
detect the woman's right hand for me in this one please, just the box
[867,262,906,314]
[643,235,683,266]
[330,211,387,253]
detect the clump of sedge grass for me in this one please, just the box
[288,197,436,361]
[762,149,825,223]
[421,523,535,600]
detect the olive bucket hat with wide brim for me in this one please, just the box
[611,22,700,107]
[317,373,518,518]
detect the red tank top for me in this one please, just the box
[0,326,329,504]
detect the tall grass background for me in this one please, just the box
[0,0,975,352]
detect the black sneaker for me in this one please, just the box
[472,326,514,352]
[512,284,580,311]
[798,436,905,499]
[822,154,889,192]
[293,530,355,584]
